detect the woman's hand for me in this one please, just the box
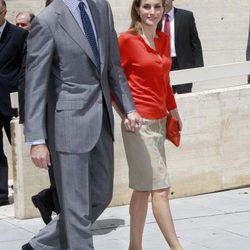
[169,108,183,131]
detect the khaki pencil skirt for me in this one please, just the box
[121,117,170,191]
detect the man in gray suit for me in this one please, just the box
[22,0,142,249]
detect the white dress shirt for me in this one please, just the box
[63,0,98,43]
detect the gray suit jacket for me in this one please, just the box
[24,0,135,153]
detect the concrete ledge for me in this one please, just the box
[167,85,250,197]
[112,84,250,205]
[11,85,250,218]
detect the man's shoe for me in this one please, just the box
[0,198,9,206]
[22,243,34,250]
[32,195,52,224]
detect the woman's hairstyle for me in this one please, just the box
[129,0,165,34]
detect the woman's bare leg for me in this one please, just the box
[128,190,150,250]
[151,188,183,250]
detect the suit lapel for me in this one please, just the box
[174,8,180,50]
[54,0,97,68]
[0,22,11,51]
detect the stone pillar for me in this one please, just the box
[11,119,50,219]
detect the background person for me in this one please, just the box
[16,11,35,30]
[163,0,204,94]
[22,0,142,249]
[0,0,28,206]
[118,0,183,249]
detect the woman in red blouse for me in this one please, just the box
[117,0,183,249]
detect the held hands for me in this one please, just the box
[124,111,143,132]
[30,144,51,170]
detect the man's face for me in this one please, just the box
[0,3,7,27]
[164,0,174,13]
[16,13,31,31]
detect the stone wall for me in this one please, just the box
[12,85,250,218]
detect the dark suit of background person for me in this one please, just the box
[16,3,61,225]
[246,14,250,84]
[22,0,142,249]
[163,0,204,94]
[0,0,28,206]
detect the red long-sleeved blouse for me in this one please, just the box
[118,31,177,119]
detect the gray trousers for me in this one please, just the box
[30,111,114,250]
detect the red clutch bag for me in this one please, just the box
[166,113,181,147]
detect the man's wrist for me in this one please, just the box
[26,139,46,145]
[126,110,136,117]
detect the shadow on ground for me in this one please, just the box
[92,218,125,235]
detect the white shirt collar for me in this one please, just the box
[62,0,97,41]
[167,8,174,19]
[63,0,89,13]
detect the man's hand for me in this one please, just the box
[124,111,143,132]
[30,144,51,170]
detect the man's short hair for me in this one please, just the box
[29,12,35,22]
[16,11,35,23]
